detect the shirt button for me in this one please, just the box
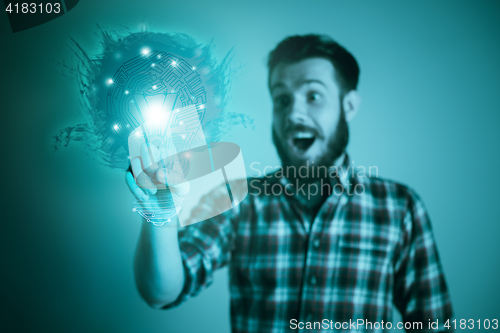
[310,275,317,285]
[313,239,320,248]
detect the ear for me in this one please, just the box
[342,90,361,122]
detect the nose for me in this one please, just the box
[287,97,308,124]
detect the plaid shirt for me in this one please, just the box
[165,156,453,332]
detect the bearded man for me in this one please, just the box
[126,34,453,333]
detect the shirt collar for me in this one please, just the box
[332,153,354,191]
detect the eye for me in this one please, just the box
[308,92,322,102]
[274,94,291,108]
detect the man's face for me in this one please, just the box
[271,57,348,172]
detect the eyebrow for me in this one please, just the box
[270,79,327,93]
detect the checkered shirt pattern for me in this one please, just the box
[164,156,453,332]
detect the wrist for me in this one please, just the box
[142,214,179,228]
[141,217,179,243]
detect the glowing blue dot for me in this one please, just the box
[113,124,119,130]
[172,61,177,66]
[107,78,113,85]
[153,85,157,90]
[125,90,129,94]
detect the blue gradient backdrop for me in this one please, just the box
[1,1,499,332]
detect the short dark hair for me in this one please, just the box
[267,34,360,94]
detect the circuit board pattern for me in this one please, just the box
[106,50,208,146]
[127,104,207,161]
[132,189,178,226]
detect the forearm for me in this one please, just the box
[133,217,185,309]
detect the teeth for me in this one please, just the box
[293,132,314,139]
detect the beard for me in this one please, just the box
[272,108,349,184]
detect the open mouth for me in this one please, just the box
[291,132,316,153]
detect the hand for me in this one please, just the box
[125,143,190,225]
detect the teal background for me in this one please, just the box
[1,0,499,332]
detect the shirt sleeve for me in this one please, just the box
[393,188,454,332]
[162,182,243,310]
